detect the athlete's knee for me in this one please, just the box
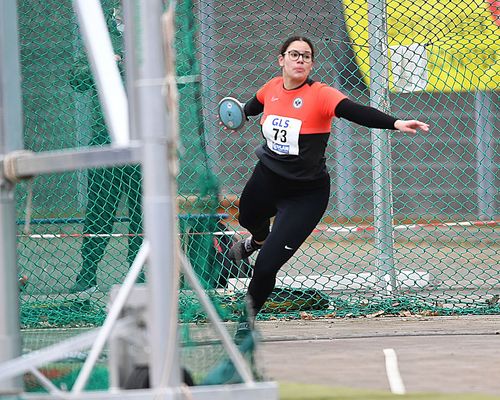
[237,211,254,229]
[252,261,279,283]
[238,215,270,242]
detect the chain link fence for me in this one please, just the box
[16,0,499,330]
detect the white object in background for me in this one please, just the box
[390,43,428,93]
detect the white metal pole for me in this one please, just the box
[131,1,181,389]
[73,0,129,147]
[0,0,23,395]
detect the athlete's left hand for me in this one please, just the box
[394,120,429,134]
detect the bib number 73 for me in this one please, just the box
[273,128,287,142]
[262,115,301,155]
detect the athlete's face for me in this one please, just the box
[279,40,314,89]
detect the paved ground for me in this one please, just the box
[255,315,500,396]
[18,314,500,397]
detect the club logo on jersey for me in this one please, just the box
[293,97,303,108]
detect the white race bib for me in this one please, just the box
[262,115,302,155]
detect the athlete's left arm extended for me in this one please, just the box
[335,98,398,129]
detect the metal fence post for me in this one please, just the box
[331,0,358,219]
[367,0,397,293]
[199,0,220,175]
[474,90,497,220]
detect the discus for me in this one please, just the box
[218,97,245,130]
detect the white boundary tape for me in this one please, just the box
[230,219,500,237]
[18,233,132,239]
[16,219,499,239]
[383,348,406,395]
[17,220,493,294]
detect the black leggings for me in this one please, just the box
[238,162,330,316]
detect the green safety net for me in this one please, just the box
[192,0,499,319]
[17,0,222,330]
[15,0,499,364]
[16,0,256,390]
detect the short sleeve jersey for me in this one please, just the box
[254,76,347,181]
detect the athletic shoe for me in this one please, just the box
[234,296,256,344]
[228,237,259,264]
[234,321,253,345]
[201,331,256,385]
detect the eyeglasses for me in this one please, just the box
[283,50,313,63]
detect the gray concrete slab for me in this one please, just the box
[255,316,500,395]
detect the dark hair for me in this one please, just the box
[279,36,315,60]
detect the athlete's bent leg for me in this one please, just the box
[237,163,278,242]
[230,163,279,263]
[247,182,330,316]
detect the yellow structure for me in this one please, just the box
[342,0,500,91]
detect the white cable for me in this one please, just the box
[383,348,406,395]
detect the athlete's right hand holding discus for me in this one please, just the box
[221,36,429,339]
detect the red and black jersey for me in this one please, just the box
[256,76,347,133]
[247,77,347,181]
[243,76,399,181]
